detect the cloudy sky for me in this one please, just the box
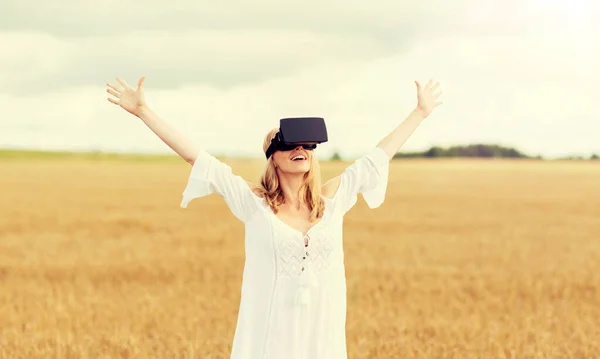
[0,0,598,159]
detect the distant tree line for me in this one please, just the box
[328,144,600,161]
[393,144,532,159]
[559,154,600,161]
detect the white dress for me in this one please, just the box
[180,147,390,359]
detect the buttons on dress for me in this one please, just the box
[300,234,310,275]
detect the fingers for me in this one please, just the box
[137,76,146,90]
[415,80,422,91]
[422,79,442,99]
[116,76,129,89]
[416,79,441,92]
[106,81,121,104]
[106,88,120,98]
[106,82,122,92]
[415,78,443,110]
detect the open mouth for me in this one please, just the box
[291,154,307,162]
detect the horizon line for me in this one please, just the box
[1,145,598,161]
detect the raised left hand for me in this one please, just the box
[415,79,443,118]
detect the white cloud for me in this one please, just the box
[0,0,598,157]
[1,0,476,36]
[0,28,409,95]
[2,29,599,159]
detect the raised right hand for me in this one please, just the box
[414,79,443,118]
[106,76,147,117]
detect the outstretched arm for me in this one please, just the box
[322,79,443,199]
[137,106,199,165]
[106,76,199,165]
[107,76,260,220]
[376,79,443,160]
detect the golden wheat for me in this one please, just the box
[1,157,599,358]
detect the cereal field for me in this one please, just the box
[1,154,599,358]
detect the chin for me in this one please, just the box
[286,159,310,174]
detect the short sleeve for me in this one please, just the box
[180,150,260,223]
[336,147,390,213]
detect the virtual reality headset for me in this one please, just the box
[265,117,328,159]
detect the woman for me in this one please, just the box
[106,76,442,359]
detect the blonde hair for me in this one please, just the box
[253,128,325,222]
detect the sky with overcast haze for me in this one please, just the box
[0,0,598,159]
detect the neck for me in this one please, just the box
[277,171,306,209]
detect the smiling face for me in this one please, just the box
[272,143,316,174]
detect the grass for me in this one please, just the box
[1,156,599,358]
